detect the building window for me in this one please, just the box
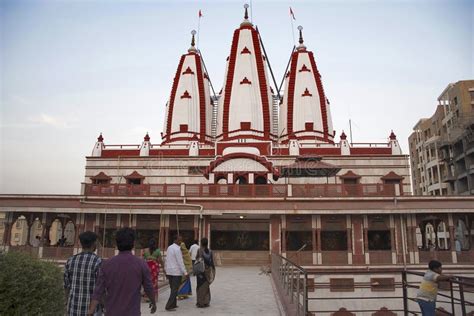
[286,215,312,251]
[90,172,112,185]
[368,230,391,250]
[368,216,392,251]
[330,278,354,292]
[135,214,160,250]
[125,171,145,185]
[321,216,348,251]
[286,231,312,251]
[211,230,269,250]
[127,178,142,185]
[321,231,347,251]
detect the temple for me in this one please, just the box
[1,6,473,315]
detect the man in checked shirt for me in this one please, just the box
[64,231,102,316]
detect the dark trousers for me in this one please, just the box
[418,300,436,316]
[166,275,181,310]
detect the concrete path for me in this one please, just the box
[141,266,282,315]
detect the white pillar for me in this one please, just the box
[248,173,254,184]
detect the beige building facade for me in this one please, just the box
[409,80,474,195]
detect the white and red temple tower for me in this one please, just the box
[162,30,213,145]
[216,5,275,143]
[279,26,334,145]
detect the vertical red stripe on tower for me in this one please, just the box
[165,55,186,142]
[286,52,299,136]
[194,54,207,142]
[222,29,241,140]
[251,28,271,139]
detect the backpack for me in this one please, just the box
[193,257,205,274]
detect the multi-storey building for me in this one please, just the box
[409,80,474,196]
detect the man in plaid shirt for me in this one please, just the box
[64,231,102,316]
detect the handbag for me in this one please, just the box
[193,257,205,274]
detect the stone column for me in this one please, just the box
[351,215,365,265]
[74,213,85,255]
[448,214,457,263]
[248,173,254,184]
[160,215,169,252]
[346,215,353,264]
[316,215,322,264]
[407,214,420,264]
[281,215,287,257]
[390,215,397,264]
[38,212,48,258]
[312,215,317,264]
[270,215,281,255]
[363,215,369,264]
[194,215,199,241]
[3,212,14,252]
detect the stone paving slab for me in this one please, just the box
[141,266,282,315]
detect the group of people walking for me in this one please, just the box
[63,228,215,315]
[164,235,215,311]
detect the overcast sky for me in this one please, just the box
[1,0,472,194]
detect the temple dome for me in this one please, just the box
[162,30,213,145]
[216,6,275,142]
[279,26,334,144]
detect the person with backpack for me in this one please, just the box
[195,237,215,308]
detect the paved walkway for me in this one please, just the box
[141,266,282,315]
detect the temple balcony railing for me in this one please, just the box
[82,183,401,198]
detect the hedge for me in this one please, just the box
[0,251,65,315]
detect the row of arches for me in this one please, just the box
[416,218,471,251]
[8,216,76,247]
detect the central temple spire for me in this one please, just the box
[217,5,275,142]
[240,3,252,27]
[188,29,197,53]
[297,25,306,51]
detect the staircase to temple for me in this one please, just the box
[213,251,270,266]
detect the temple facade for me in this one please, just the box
[1,7,473,314]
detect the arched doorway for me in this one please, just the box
[235,176,247,184]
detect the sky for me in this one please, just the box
[0,0,472,194]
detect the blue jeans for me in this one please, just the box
[418,299,436,316]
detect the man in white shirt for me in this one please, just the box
[189,240,200,265]
[165,235,188,311]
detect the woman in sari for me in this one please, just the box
[143,239,164,300]
[196,237,215,308]
[177,242,193,299]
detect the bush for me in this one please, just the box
[0,251,65,315]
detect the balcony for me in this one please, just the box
[83,183,400,198]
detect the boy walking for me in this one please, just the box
[64,231,102,316]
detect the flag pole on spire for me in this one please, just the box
[197,9,203,49]
[289,7,296,45]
